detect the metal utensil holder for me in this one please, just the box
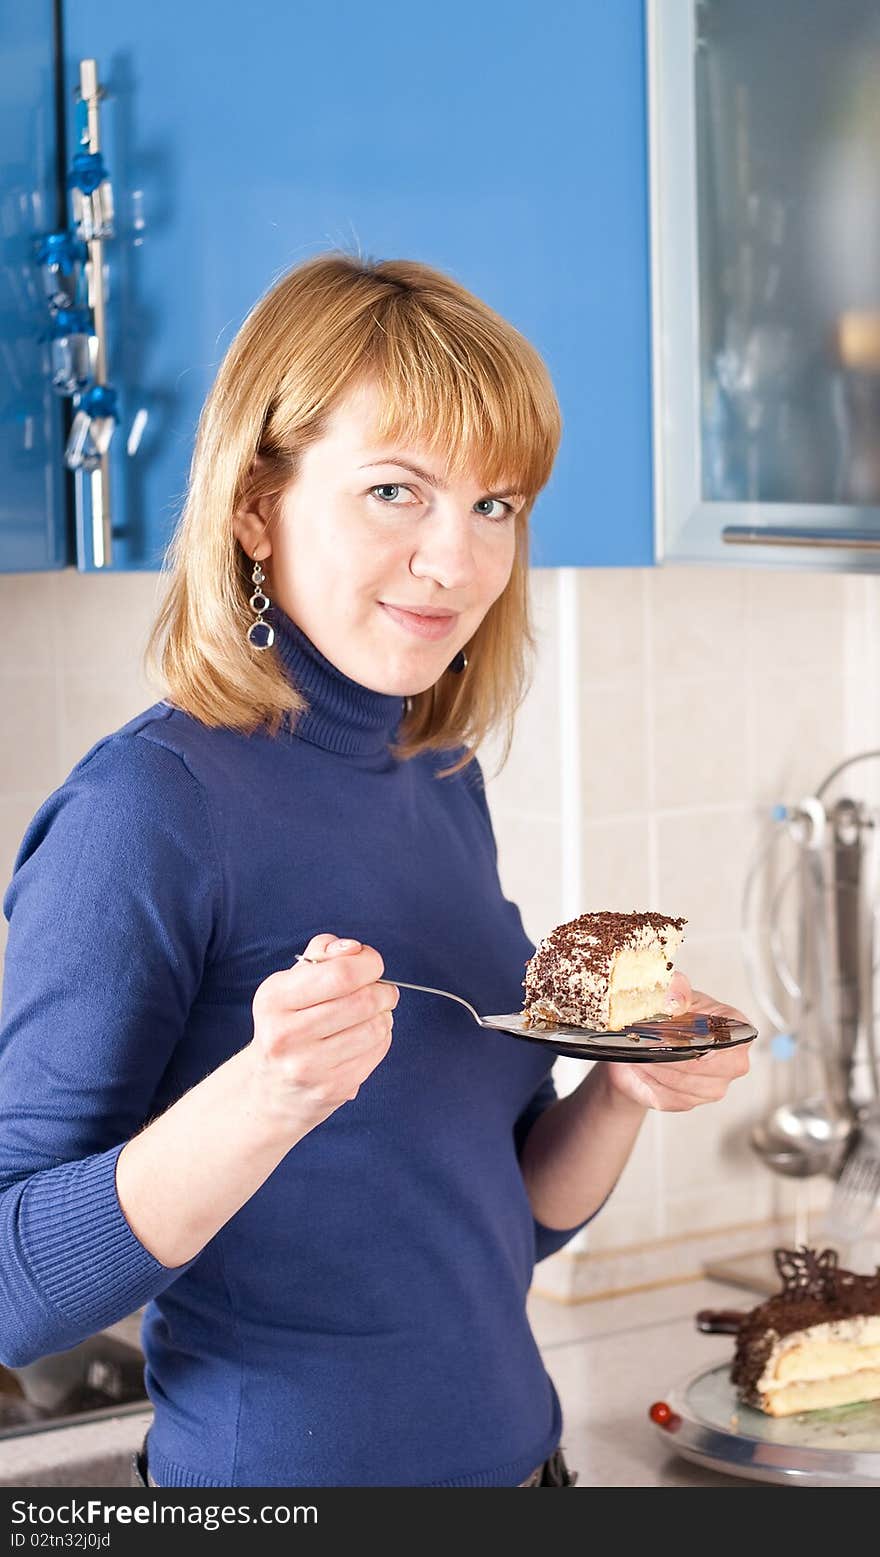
[743,751,880,1157]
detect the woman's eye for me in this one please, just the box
[370,484,414,505]
[474,497,514,521]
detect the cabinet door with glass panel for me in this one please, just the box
[650,0,880,569]
[0,0,67,572]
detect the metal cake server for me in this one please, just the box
[294,955,757,1062]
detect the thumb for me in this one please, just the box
[299,932,363,963]
[664,970,693,1015]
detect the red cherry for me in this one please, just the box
[649,1400,672,1424]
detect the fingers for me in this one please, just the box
[665,973,752,1026]
[248,935,397,1130]
[609,1029,752,1112]
[288,984,398,1046]
[616,1065,723,1111]
[301,932,363,962]
[270,981,400,1049]
[320,1009,396,1069]
[691,1042,753,1078]
[274,1007,395,1080]
[682,985,751,1024]
[636,1040,751,1103]
[262,938,386,1013]
[607,1064,669,1111]
[655,1042,751,1083]
[640,1064,731,1103]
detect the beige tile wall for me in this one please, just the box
[483,566,880,1291]
[0,570,166,956]
[2,564,878,1294]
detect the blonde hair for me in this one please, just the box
[145,252,562,776]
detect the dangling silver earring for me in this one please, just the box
[447,649,468,674]
[246,557,275,650]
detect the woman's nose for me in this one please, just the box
[408,514,475,590]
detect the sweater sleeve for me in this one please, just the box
[0,730,223,1367]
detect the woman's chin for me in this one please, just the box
[361,646,454,699]
[376,673,442,699]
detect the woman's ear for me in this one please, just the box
[233,458,277,562]
[233,508,272,564]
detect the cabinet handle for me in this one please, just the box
[722,526,880,551]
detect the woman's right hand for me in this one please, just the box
[246,932,398,1137]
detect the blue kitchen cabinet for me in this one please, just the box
[56,0,655,573]
[0,0,68,572]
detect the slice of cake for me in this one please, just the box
[732,1247,880,1416]
[522,910,686,1032]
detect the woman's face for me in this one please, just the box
[237,379,524,696]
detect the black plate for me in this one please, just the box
[480,1010,758,1061]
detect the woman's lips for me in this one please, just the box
[379,603,459,641]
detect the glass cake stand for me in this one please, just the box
[651,1361,880,1486]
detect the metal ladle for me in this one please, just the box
[749,798,854,1178]
[750,1097,852,1178]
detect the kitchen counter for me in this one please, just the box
[0,1278,755,1488]
[527,1276,756,1487]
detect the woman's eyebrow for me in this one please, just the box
[357,458,520,499]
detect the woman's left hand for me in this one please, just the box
[604,971,754,1113]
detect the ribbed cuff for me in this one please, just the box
[19,1141,195,1341]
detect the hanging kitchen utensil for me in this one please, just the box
[824,797,862,1127]
[825,806,880,1239]
[748,797,846,1176]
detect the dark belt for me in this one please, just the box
[518,1446,579,1487]
[130,1444,158,1488]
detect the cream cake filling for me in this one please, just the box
[607,985,668,1029]
[754,1316,880,1415]
[757,1369,880,1416]
[607,948,672,1027]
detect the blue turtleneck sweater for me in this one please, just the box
[0,607,597,1487]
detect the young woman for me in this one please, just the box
[0,254,751,1488]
